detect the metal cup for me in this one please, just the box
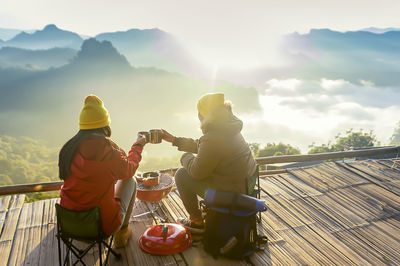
[138,131,150,143]
[149,129,162,144]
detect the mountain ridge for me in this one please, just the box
[2,24,83,49]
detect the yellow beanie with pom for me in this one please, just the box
[79,95,111,129]
[197,93,225,117]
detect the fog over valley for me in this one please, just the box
[0,24,399,162]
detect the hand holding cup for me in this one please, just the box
[136,133,147,146]
[161,129,175,143]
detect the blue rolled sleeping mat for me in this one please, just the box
[204,188,267,217]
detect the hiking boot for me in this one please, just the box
[114,224,132,248]
[177,218,205,234]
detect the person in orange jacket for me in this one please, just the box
[59,94,146,247]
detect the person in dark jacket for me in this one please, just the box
[59,95,146,247]
[162,93,257,233]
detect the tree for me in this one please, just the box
[258,142,301,158]
[248,143,260,156]
[390,121,400,145]
[257,142,301,170]
[308,129,377,154]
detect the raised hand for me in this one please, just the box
[136,134,147,146]
[161,129,175,143]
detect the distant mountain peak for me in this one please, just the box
[72,38,130,69]
[4,24,83,49]
[43,24,59,31]
[361,27,400,34]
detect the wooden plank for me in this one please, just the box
[0,195,24,266]
[351,224,400,264]
[22,200,45,265]
[356,184,400,214]
[39,198,65,266]
[364,160,400,180]
[373,216,400,243]
[288,168,329,192]
[376,159,400,172]
[258,189,340,264]
[7,201,32,265]
[256,146,400,165]
[301,166,348,190]
[332,230,389,264]
[261,184,359,265]
[347,161,400,183]
[126,200,178,266]
[280,168,400,261]
[340,162,400,198]
[279,175,400,264]
[321,162,367,185]
[0,196,11,235]
[260,178,296,200]
[0,181,63,196]
[275,173,322,197]
[276,180,379,264]
[327,188,389,223]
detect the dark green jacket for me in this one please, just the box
[173,105,256,194]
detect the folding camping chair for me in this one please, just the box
[246,166,262,223]
[55,203,121,266]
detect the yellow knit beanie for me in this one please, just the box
[197,93,225,117]
[79,95,111,130]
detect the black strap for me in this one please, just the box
[229,192,240,215]
[245,256,255,266]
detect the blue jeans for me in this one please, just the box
[114,177,137,230]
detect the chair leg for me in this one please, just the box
[63,239,71,266]
[103,236,121,261]
[62,238,89,266]
[99,241,103,266]
[57,231,62,266]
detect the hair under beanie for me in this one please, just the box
[79,94,111,129]
[197,93,225,118]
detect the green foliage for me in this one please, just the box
[248,143,260,156]
[308,129,377,154]
[257,142,301,158]
[0,135,59,201]
[255,142,301,170]
[24,191,60,203]
[390,121,400,145]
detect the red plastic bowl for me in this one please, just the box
[137,174,174,202]
[139,223,192,255]
[142,176,160,186]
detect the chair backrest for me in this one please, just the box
[55,203,103,240]
[246,166,259,197]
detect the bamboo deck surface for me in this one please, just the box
[0,158,400,265]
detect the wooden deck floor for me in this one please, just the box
[1,158,400,265]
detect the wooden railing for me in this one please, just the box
[0,146,398,196]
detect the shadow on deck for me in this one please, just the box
[1,158,400,265]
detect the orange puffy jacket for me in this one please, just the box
[60,135,142,236]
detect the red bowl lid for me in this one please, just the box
[139,223,192,255]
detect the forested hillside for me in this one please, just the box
[0,135,59,202]
[0,135,58,186]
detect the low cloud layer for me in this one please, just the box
[238,78,400,152]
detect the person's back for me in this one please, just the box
[161,93,256,233]
[185,104,256,194]
[61,134,141,236]
[59,95,146,246]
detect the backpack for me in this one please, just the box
[201,189,268,262]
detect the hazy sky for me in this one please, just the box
[2,0,400,67]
